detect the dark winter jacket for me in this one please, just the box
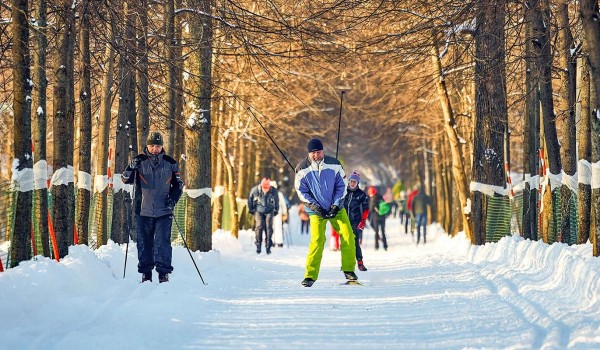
[121,148,184,218]
[411,191,431,216]
[248,186,279,215]
[343,187,369,226]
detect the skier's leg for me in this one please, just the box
[154,215,174,275]
[137,216,155,274]
[329,209,356,273]
[304,215,327,280]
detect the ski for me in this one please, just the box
[341,280,363,286]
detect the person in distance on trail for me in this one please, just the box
[411,187,432,245]
[247,177,279,254]
[121,131,184,284]
[297,203,310,235]
[342,170,370,271]
[270,180,288,248]
[367,186,389,251]
[295,138,357,287]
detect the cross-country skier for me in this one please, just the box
[295,138,357,287]
[121,131,184,283]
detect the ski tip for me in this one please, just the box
[341,281,363,286]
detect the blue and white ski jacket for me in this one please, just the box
[294,155,347,214]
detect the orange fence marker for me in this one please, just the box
[47,211,60,262]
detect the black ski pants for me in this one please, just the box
[137,214,174,275]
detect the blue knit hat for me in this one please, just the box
[307,138,323,152]
[348,171,361,183]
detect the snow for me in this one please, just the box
[1,213,600,349]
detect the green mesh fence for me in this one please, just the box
[170,193,187,246]
[485,194,513,243]
[220,194,251,231]
[546,189,578,245]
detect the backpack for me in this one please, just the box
[378,201,391,216]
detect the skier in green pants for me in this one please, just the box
[294,138,357,287]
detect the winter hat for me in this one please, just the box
[147,131,163,146]
[260,177,271,190]
[307,138,324,153]
[269,180,278,189]
[367,186,377,196]
[348,171,361,183]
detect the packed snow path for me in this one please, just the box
[1,215,599,349]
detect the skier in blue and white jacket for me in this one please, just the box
[295,138,357,287]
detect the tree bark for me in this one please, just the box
[52,0,76,257]
[32,0,50,256]
[76,0,92,246]
[185,0,213,251]
[10,0,33,266]
[577,55,591,244]
[111,1,136,245]
[96,20,116,247]
[136,0,149,153]
[431,37,473,242]
[556,0,577,244]
[471,0,507,245]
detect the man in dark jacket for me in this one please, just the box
[368,186,388,250]
[343,171,370,271]
[248,178,279,254]
[411,187,432,244]
[121,131,184,283]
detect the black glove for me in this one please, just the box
[326,205,340,219]
[306,202,326,218]
[273,211,278,217]
[166,197,176,210]
[129,157,142,170]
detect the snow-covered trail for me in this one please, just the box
[1,214,600,349]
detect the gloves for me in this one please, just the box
[357,220,366,230]
[129,157,141,170]
[249,210,255,215]
[306,202,326,218]
[273,211,278,217]
[326,205,340,219]
[165,197,176,210]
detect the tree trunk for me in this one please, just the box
[528,0,561,242]
[577,55,592,244]
[212,99,224,231]
[579,0,600,105]
[111,1,136,245]
[32,0,50,256]
[431,38,473,242]
[164,0,176,154]
[76,0,92,246]
[96,22,116,247]
[10,0,33,266]
[185,0,213,251]
[52,0,76,258]
[556,0,577,244]
[591,82,600,256]
[136,0,149,153]
[471,0,507,245]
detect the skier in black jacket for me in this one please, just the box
[342,171,370,271]
[121,131,184,283]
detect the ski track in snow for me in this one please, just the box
[1,212,600,349]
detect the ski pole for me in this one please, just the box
[173,215,207,285]
[247,107,295,172]
[123,235,129,279]
[335,91,345,159]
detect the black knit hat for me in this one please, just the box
[307,138,323,152]
[147,131,163,146]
